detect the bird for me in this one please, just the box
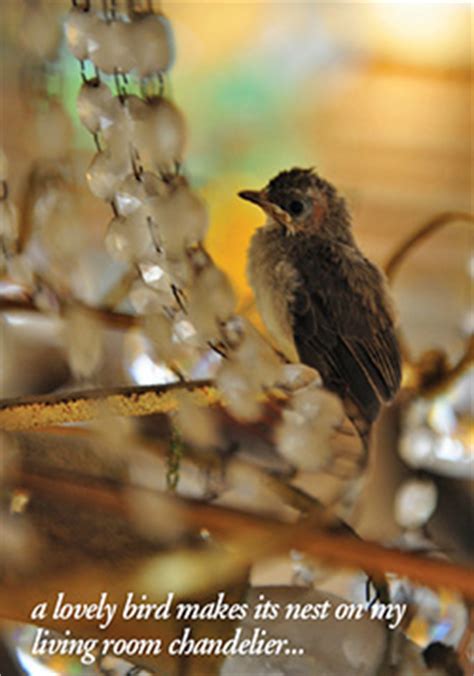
[239,167,402,452]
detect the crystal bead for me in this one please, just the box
[221,315,245,348]
[139,260,165,286]
[129,280,166,313]
[86,150,129,202]
[399,428,435,468]
[149,183,208,257]
[188,263,236,341]
[217,361,262,421]
[114,171,162,217]
[138,260,174,301]
[127,94,150,152]
[64,7,99,61]
[291,550,317,587]
[141,171,164,204]
[143,312,176,361]
[102,115,132,158]
[88,18,136,74]
[173,318,198,344]
[234,323,281,389]
[394,479,437,530]
[102,95,147,159]
[0,199,19,255]
[126,94,149,123]
[125,206,155,258]
[130,13,173,77]
[275,410,332,471]
[142,97,186,171]
[276,363,322,391]
[160,256,192,288]
[76,79,116,134]
[105,213,152,263]
[63,307,103,379]
[292,387,343,425]
[274,385,341,471]
[114,174,146,216]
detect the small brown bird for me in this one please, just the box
[239,167,402,449]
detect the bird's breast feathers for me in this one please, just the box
[247,226,300,361]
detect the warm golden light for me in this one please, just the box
[369,2,471,68]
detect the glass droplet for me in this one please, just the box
[394,479,438,530]
[88,18,136,74]
[130,13,173,77]
[63,307,103,379]
[149,183,208,258]
[64,7,100,61]
[105,213,152,263]
[143,97,186,171]
[76,79,116,134]
[86,150,129,202]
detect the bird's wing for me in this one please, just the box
[290,240,401,423]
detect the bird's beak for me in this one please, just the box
[238,189,295,233]
[238,189,267,207]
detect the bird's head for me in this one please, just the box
[239,167,352,241]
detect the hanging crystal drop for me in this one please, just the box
[188,262,236,341]
[116,171,164,220]
[64,6,100,61]
[102,94,148,162]
[394,479,438,530]
[88,18,136,74]
[130,13,173,77]
[76,79,116,134]
[105,212,152,263]
[86,150,130,202]
[140,97,186,172]
[129,279,169,314]
[114,174,147,217]
[148,182,208,258]
[63,307,103,379]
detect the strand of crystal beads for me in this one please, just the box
[0,148,38,289]
[0,7,72,314]
[66,0,238,356]
[18,0,72,160]
[65,2,342,462]
[67,1,192,313]
[0,149,19,272]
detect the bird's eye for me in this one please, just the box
[288,199,304,216]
